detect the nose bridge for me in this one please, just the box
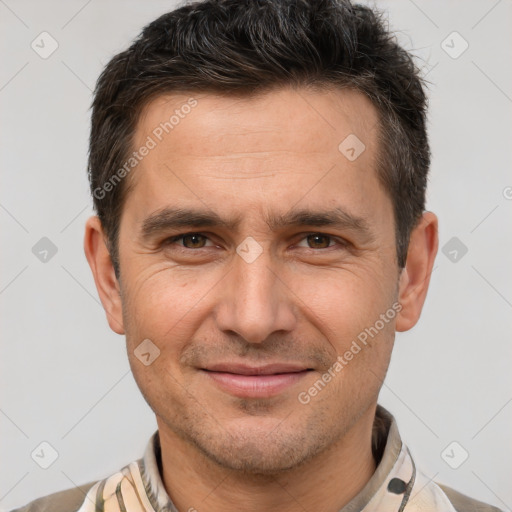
[215,248,296,344]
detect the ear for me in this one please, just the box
[83,216,125,335]
[396,211,438,332]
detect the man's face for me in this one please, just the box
[116,87,400,473]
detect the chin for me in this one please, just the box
[187,422,330,476]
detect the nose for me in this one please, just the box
[214,248,297,344]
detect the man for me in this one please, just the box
[12,0,503,511]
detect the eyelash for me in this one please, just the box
[163,232,348,251]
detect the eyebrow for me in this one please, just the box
[140,206,376,244]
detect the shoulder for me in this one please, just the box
[437,482,505,512]
[9,481,98,512]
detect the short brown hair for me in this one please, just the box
[88,0,430,277]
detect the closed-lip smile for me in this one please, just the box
[200,362,313,398]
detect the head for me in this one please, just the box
[85,0,438,475]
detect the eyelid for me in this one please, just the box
[164,232,216,247]
[294,232,348,249]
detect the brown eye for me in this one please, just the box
[181,233,208,248]
[164,233,213,249]
[295,233,348,251]
[305,234,333,249]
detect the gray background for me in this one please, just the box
[1,0,511,510]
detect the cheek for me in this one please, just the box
[291,270,398,386]
[121,266,221,354]
[126,266,194,318]
[294,267,395,335]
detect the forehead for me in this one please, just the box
[135,86,378,159]
[123,86,390,234]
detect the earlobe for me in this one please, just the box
[395,212,439,332]
[83,216,125,335]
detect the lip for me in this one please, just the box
[200,363,313,398]
[204,362,310,375]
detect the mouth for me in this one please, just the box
[200,363,314,398]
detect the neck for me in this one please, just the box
[157,404,378,512]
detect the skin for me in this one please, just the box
[84,87,438,512]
